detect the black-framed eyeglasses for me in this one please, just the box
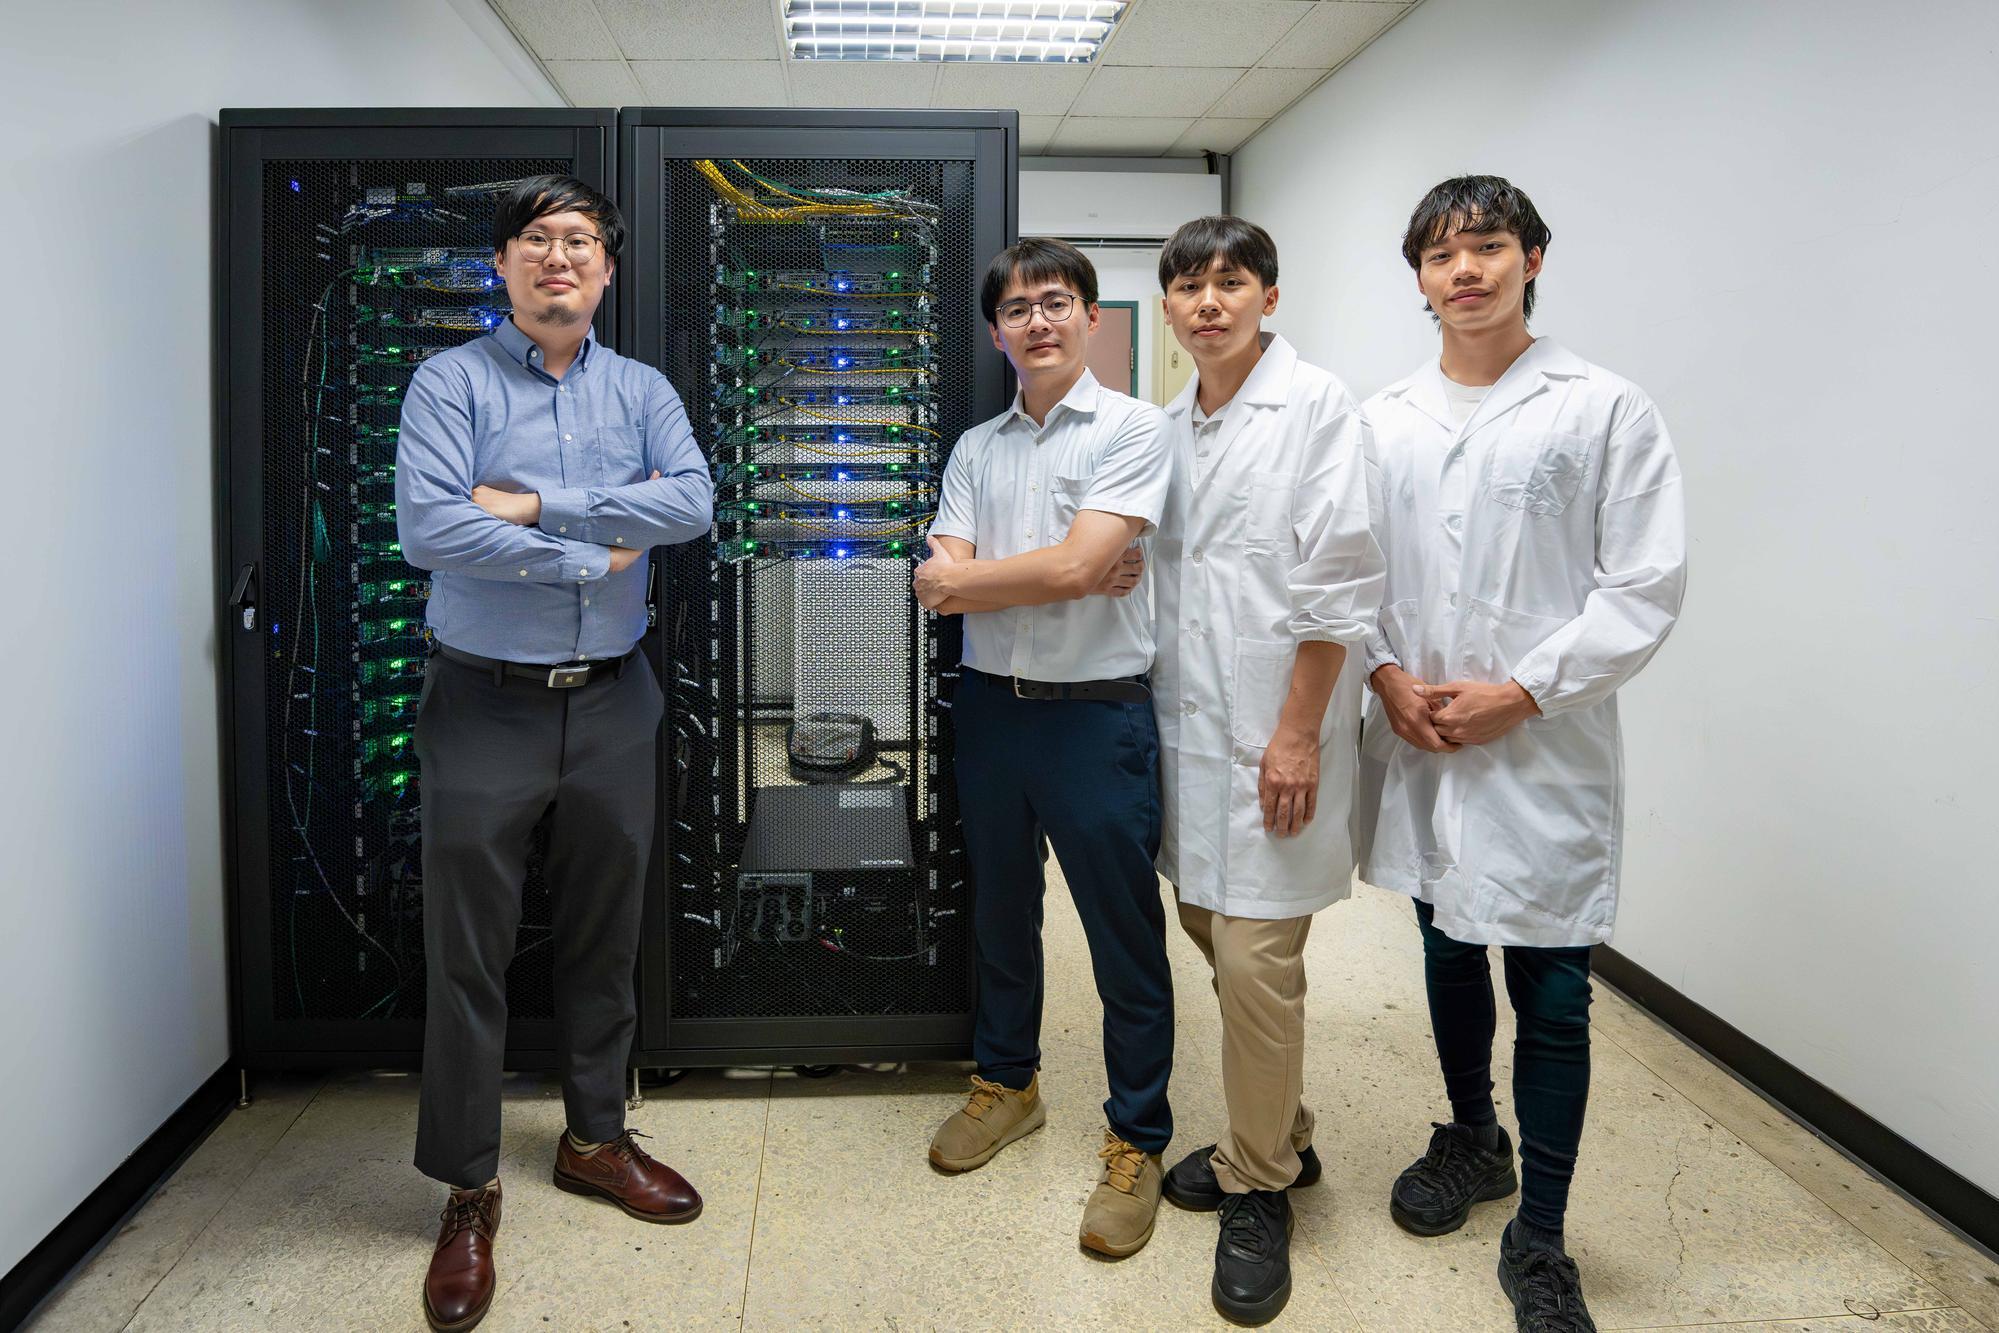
[514,230,602,263]
[996,292,1079,328]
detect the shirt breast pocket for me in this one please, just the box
[1048,474,1091,545]
[597,424,646,487]
[1244,469,1295,548]
[1486,430,1591,516]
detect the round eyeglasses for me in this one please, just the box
[513,231,602,263]
[996,292,1078,328]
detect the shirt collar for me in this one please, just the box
[1165,330,1295,418]
[1007,367,1103,430]
[492,316,595,376]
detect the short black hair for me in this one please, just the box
[1401,175,1551,319]
[980,237,1099,324]
[1157,215,1279,291]
[492,174,626,261]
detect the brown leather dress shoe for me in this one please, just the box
[553,1129,703,1223]
[423,1181,500,1332]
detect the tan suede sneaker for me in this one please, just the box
[1080,1129,1164,1258]
[928,1074,1046,1172]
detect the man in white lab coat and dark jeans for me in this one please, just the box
[1148,216,1386,1325]
[1359,176,1687,1333]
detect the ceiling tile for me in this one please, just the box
[1068,64,1243,118]
[1171,117,1264,155]
[1050,116,1195,155]
[631,60,790,106]
[593,0,782,60]
[787,60,940,109]
[1262,1,1406,69]
[1019,115,1065,153]
[544,59,643,106]
[1101,0,1314,69]
[493,0,621,60]
[1207,65,1321,118]
[931,63,1091,117]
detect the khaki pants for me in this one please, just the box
[1176,896,1315,1193]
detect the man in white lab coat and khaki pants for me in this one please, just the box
[1359,176,1687,1333]
[1147,217,1386,1326]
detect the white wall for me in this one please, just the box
[0,0,557,1278]
[1238,0,1999,1194]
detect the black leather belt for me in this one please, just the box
[435,643,636,689]
[967,667,1150,704]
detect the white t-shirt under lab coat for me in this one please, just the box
[1357,338,1688,948]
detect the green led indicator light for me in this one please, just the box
[743,542,757,553]
[889,542,904,553]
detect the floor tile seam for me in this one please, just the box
[1287,1207,1371,1331]
[735,1070,776,1329]
[1609,1039,1970,1313]
[109,1079,330,1330]
[1597,1301,1967,1330]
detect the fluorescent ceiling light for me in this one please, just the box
[785,0,1128,63]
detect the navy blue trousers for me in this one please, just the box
[952,669,1174,1153]
[1415,899,1593,1234]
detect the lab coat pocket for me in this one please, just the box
[1229,637,1295,750]
[1049,474,1091,544]
[1487,430,1590,516]
[597,424,646,486]
[1245,470,1295,547]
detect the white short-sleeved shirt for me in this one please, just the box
[929,369,1170,681]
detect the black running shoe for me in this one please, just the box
[1165,1142,1323,1211]
[1389,1122,1518,1236]
[1212,1190,1294,1326]
[1498,1235,1598,1332]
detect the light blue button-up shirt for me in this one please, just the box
[394,318,713,663]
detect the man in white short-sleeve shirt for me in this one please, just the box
[913,238,1176,1260]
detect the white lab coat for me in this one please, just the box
[1153,334,1386,920]
[1356,338,1687,948]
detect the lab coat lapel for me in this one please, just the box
[1457,337,1581,443]
[1191,334,1295,496]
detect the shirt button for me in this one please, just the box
[1191,546,1204,563]
[1025,530,1035,540]
[580,568,590,576]
[564,433,573,441]
[1447,514,1463,532]
[558,525,568,533]
[518,569,528,577]
[614,537,625,544]
[1181,699,1198,715]
[583,598,590,607]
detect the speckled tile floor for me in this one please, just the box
[28,882,1999,1332]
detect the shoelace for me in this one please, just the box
[962,1075,1011,1122]
[1097,1133,1145,1194]
[1414,1122,1495,1198]
[1217,1194,1278,1263]
[1510,1248,1593,1333]
[604,1129,654,1165]
[440,1187,498,1241]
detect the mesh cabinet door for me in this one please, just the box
[622,111,1016,1065]
[219,111,618,1066]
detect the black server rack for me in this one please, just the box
[219,110,618,1067]
[621,110,1016,1065]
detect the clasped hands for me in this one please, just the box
[1370,663,1540,752]
[472,471,662,574]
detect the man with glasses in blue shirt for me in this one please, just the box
[394,175,713,1332]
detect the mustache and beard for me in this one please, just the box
[526,294,586,328]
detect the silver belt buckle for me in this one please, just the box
[547,664,591,689]
[1012,675,1029,699]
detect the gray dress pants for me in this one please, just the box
[411,647,661,1189]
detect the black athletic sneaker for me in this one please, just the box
[1165,1142,1323,1211]
[1212,1189,1294,1326]
[1498,1234,1598,1332]
[1389,1122,1518,1236]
